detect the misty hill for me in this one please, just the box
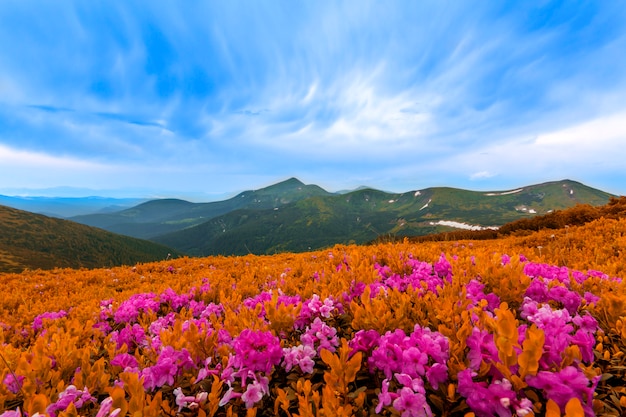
[151,179,613,256]
[71,178,333,239]
[0,195,147,218]
[0,205,181,273]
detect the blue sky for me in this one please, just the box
[1,1,625,200]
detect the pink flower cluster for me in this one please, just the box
[217,329,283,408]
[2,255,615,417]
[350,324,450,416]
[373,255,450,296]
[113,293,160,324]
[32,310,67,331]
[141,346,195,390]
[46,385,95,417]
[459,260,605,416]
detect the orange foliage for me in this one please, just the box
[0,217,625,415]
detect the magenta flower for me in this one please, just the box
[159,287,192,311]
[402,347,428,377]
[526,366,596,415]
[395,373,426,394]
[457,370,521,417]
[282,344,316,373]
[2,373,24,394]
[466,327,499,371]
[524,279,549,303]
[301,317,339,353]
[173,387,207,411]
[349,329,381,355]
[466,279,500,311]
[95,397,122,417]
[241,379,266,408]
[32,310,67,331]
[434,253,453,283]
[583,291,600,305]
[571,328,596,363]
[110,323,147,350]
[0,408,22,417]
[425,363,448,390]
[196,357,221,381]
[113,292,159,324]
[46,385,96,417]
[232,329,282,374]
[375,379,398,414]
[110,353,140,372]
[218,383,242,407]
[141,346,195,390]
[392,386,431,417]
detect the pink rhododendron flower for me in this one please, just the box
[114,292,160,324]
[457,370,524,417]
[141,346,195,390]
[110,353,140,372]
[434,253,453,282]
[301,317,339,353]
[196,357,221,381]
[282,344,316,373]
[173,387,207,411]
[95,397,122,417]
[241,379,266,408]
[526,366,597,415]
[349,329,381,355]
[2,373,24,394]
[425,363,448,390]
[159,287,193,311]
[218,383,242,407]
[110,323,147,349]
[466,279,500,311]
[465,327,499,372]
[232,329,282,374]
[375,379,398,413]
[392,386,432,417]
[32,310,67,331]
[46,385,96,417]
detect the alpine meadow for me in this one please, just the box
[1,198,626,416]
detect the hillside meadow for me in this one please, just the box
[1,216,626,416]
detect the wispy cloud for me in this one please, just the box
[0,1,625,196]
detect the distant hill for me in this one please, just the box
[150,179,614,256]
[0,205,181,273]
[0,195,147,218]
[71,178,333,239]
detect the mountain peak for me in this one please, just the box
[259,177,306,192]
[280,177,305,186]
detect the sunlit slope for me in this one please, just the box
[153,179,613,256]
[2,214,625,327]
[0,205,181,273]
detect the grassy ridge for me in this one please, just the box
[0,205,181,273]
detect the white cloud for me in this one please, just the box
[470,171,495,180]
[0,144,108,170]
[534,110,626,148]
[443,109,626,188]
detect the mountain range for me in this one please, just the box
[0,178,616,272]
[70,177,613,256]
[0,195,148,218]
